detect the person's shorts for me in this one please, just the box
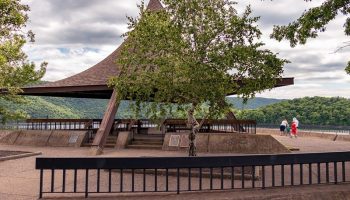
[280,125,286,131]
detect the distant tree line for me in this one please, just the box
[235,97,350,126]
[2,96,349,126]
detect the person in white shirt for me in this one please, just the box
[280,119,288,135]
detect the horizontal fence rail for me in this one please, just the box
[36,151,350,198]
[257,124,350,135]
[2,119,257,134]
[165,119,256,134]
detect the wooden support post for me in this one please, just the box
[226,111,245,132]
[90,90,119,155]
[226,111,238,121]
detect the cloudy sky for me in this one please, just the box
[22,0,350,99]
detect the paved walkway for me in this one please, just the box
[273,135,350,153]
[1,135,350,200]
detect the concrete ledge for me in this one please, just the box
[47,130,87,147]
[335,135,350,142]
[116,131,132,149]
[0,130,21,145]
[14,130,52,146]
[0,130,88,147]
[0,130,13,140]
[0,151,42,161]
[90,146,103,156]
[257,128,340,141]
[163,132,290,154]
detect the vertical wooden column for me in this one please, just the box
[226,111,238,121]
[90,90,120,155]
[226,111,245,132]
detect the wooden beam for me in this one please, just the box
[90,90,119,155]
[226,111,239,121]
[226,110,246,132]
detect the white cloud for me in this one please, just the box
[21,0,350,99]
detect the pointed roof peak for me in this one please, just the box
[146,0,164,11]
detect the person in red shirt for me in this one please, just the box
[291,121,297,138]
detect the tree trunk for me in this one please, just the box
[187,105,199,157]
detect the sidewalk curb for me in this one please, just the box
[0,152,42,161]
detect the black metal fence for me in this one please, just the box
[36,151,350,198]
[257,124,350,135]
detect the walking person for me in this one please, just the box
[286,123,291,136]
[280,119,288,136]
[293,117,299,128]
[291,120,298,138]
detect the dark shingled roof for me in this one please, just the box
[19,0,294,99]
[29,0,163,89]
[19,0,167,99]
[147,0,163,11]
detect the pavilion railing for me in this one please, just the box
[257,124,350,135]
[36,151,350,199]
[164,119,256,134]
[1,119,256,134]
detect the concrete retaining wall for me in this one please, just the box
[46,131,87,147]
[335,135,350,142]
[14,130,52,146]
[257,128,350,142]
[0,130,87,147]
[163,132,290,154]
[0,130,21,145]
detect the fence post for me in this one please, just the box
[39,169,43,199]
[262,166,265,189]
[85,169,89,198]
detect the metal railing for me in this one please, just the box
[1,119,257,134]
[36,151,350,198]
[257,124,350,135]
[0,119,97,131]
[165,119,256,134]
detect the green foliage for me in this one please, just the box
[0,0,46,122]
[236,96,350,126]
[0,96,280,120]
[270,0,350,73]
[111,0,288,120]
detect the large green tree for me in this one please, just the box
[270,0,350,74]
[0,0,46,122]
[110,0,288,156]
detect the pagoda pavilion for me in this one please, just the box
[14,0,293,154]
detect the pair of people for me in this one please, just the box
[280,117,299,137]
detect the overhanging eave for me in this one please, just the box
[11,77,294,99]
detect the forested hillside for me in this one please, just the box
[3,96,348,126]
[0,97,131,119]
[236,97,350,126]
[227,97,283,109]
[0,96,280,120]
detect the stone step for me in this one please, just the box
[133,136,163,141]
[84,142,116,146]
[127,144,163,150]
[131,140,163,145]
[82,131,118,148]
[105,144,116,148]
[87,139,117,143]
[132,138,164,142]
